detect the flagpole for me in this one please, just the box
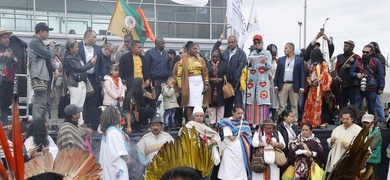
[138,0,144,9]
[245,0,256,32]
[98,0,113,42]
[242,0,255,121]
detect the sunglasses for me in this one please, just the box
[253,41,262,45]
[362,51,371,54]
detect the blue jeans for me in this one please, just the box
[376,94,385,123]
[164,109,175,127]
[356,90,377,123]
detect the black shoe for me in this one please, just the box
[51,125,60,131]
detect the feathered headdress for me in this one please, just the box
[327,126,374,180]
[0,96,102,179]
[144,125,214,180]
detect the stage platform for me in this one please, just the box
[48,125,390,180]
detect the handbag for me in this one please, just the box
[274,147,287,166]
[310,161,325,180]
[85,78,95,98]
[281,165,295,180]
[223,76,235,99]
[250,128,266,173]
[273,131,287,166]
[264,145,275,164]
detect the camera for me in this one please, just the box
[360,74,367,92]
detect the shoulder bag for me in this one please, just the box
[250,128,267,173]
[273,131,287,166]
[223,75,235,99]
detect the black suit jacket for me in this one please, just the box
[119,52,148,90]
[276,122,299,156]
[274,56,305,93]
[77,41,103,84]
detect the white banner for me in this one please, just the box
[227,0,247,47]
[171,0,208,7]
[247,1,260,33]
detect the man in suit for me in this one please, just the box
[221,35,247,117]
[274,42,305,123]
[78,29,103,130]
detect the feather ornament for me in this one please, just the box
[144,126,214,179]
[327,126,374,180]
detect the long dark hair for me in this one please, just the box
[124,78,144,112]
[26,119,48,152]
[310,49,325,64]
[277,109,292,124]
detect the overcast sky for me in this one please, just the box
[240,0,390,63]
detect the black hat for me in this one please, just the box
[35,22,54,32]
[64,104,83,116]
[150,117,163,124]
[315,42,321,47]
[168,49,176,56]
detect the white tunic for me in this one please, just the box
[99,127,129,180]
[218,126,247,180]
[251,131,285,180]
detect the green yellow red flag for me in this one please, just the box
[137,7,155,41]
[108,0,147,44]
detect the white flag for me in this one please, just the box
[171,0,208,7]
[322,38,330,64]
[247,1,260,33]
[226,0,247,47]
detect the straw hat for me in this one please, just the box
[0,27,13,36]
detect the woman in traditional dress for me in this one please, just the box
[179,106,222,179]
[173,41,210,122]
[252,119,285,180]
[206,49,228,128]
[99,106,130,180]
[288,123,324,179]
[325,105,361,173]
[301,49,332,128]
[240,35,272,127]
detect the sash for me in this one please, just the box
[219,118,252,177]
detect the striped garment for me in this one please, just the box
[57,122,85,150]
[137,132,174,162]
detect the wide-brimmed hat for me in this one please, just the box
[0,27,13,36]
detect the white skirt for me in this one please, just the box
[188,75,204,107]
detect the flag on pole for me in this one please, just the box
[226,0,247,47]
[137,8,156,41]
[247,1,260,33]
[108,0,147,44]
[322,39,330,64]
[171,0,208,7]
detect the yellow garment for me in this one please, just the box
[176,56,206,88]
[188,56,203,76]
[133,55,143,78]
[239,67,249,91]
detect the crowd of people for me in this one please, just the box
[0,21,389,180]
